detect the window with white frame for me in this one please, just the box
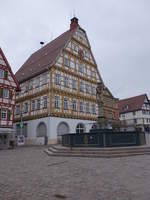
[64,57,69,67]
[24,102,28,113]
[24,83,29,93]
[64,76,69,87]
[72,79,77,90]
[85,102,90,113]
[1,109,7,120]
[67,42,71,48]
[42,73,47,85]
[3,88,9,98]
[70,59,75,69]
[34,77,40,88]
[0,69,4,78]
[91,68,96,78]
[80,101,84,112]
[76,123,85,134]
[80,81,84,92]
[43,96,47,108]
[64,98,69,110]
[31,100,35,111]
[55,73,61,85]
[72,43,78,52]
[54,96,60,108]
[92,104,96,114]
[85,84,90,94]
[15,105,20,115]
[92,86,96,95]
[57,56,63,64]
[36,99,40,110]
[84,50,89,59]
[72,100,77,111]
[78,62,84,73]
[29,80,33,90]
[87,66,91,76]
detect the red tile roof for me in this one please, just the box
[15,28,77,83]
[118,94,148,114]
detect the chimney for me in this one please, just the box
[70,17,79,30]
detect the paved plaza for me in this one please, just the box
[0,146,150,200]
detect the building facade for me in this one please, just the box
[0,48,20,148]
[118,94,150,132]
[15,17,118,145]
[103,87,119,128]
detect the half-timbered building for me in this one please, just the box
[0,48,20,148]
[119,94,150,131]
[15,17,119,145]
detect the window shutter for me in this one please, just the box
[0,88,3,97]
[9,90,13,99]
[4,70,8,80]
[7,110,11,120]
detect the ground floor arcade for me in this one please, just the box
[15,117,95,145]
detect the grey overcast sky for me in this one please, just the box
[0,0,150,99]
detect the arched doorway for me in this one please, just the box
[76,123,86,134]
[57,122,69,143]
[36,122,48,145]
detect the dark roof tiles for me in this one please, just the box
[15,28,76,83]
[118,94,148,114]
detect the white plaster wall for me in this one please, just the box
[15,117,96,145]
[120,110,150,125]
[49,117,95,139]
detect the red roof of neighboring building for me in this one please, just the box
[118,94,149,114]
[15,27,77,83]
[0,48,20,91]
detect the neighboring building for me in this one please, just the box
[103,87,119,127]
[0,48,20,148]
[118,94,150,132]
[15,17,118,145]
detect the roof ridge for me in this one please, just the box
[120,94,146,102]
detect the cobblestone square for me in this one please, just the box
[0,146,150,200]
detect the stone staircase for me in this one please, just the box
[44,145,150,158]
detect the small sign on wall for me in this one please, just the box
[17,135,25,146]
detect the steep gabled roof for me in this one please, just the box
[15,28,77,83]
[118,94,149,114]
[0,48,20,91]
